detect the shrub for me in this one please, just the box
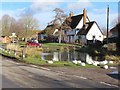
[105,55,120,63]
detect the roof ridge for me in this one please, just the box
[71,14,83,17]
[86,21,95,24]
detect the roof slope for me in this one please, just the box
[44,24,60,35]
[109,23,120,37]
[62,14,84,30]
[77,21,103,35]
[77,21,94,35]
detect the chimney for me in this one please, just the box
[83,8,87,26]
[69,11,74,17]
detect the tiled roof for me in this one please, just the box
[38,30,46,34]
[77,21,94,35]
[44,24,60,35]
[62,14,83,30]
[77,21,103,35]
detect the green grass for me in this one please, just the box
[23,57,99,68]
[52,61,99,68]
[24,57,47,65]
[52,61,76,67]
[0,50,15,58]
[42,43,76,47]
[19,42,27,47]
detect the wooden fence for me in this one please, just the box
[0,47,26,59]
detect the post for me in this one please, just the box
[8,49,10,54]
[14,50,16,56]
[107,5,109,44]
[22,50,25,59]
[59,27,62,44]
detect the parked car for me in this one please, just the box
[27,41,42,47]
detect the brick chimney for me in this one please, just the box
[69,11,74,17]
[83,8,87,26]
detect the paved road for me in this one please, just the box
[1,56,118,88]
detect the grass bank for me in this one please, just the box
[0,49,99,68]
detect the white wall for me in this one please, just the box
[66,29,76,35]
[76,17,89,29]
[86,23,104,41]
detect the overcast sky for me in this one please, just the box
[0,0,119,30]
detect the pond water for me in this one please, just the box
[40,46,104,63]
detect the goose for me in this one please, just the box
[47,60,53,64]
[87,61,93,65]
[72,60,78,64]
[77,60,81,64]
[93,62,98,66]
[100,60,108,65]
[109,61,113,64]
[103,65,108,69]
[80,62,86,66]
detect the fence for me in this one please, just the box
[0,47,26,59]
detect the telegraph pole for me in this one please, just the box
[107,5,109,44]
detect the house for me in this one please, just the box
[38,30,47,40]
[1,36,12,43]
[109,25,119,38]
[77,21,104,44]
[62,8,104,44]
[38,23,61,42]
[108,23,120,43]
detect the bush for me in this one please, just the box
[38,39,48,43]
[105,55,120,63]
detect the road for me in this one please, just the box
[1,56,118,89]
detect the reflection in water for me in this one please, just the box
[40,49,97,63]
[52,52,59,61]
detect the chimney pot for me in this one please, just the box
[69,11,74,17]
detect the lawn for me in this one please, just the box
[42,43,80,47]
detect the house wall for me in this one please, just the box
[79,35,87,44]
[38,34,47,40]
[65,29,79,43]
[109,27,118,38]
[86,23,104,41]
[66,35,78,43]
[66,29,77,35]
[1,37,12,43]
[110,31,118,37]
[76,17,89,29]
[63,16,90,43]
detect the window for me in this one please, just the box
[93,35,95,39]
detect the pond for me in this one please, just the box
[40,46,104,63]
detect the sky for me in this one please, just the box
[0,0,119,30]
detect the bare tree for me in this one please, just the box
[1,15,24,38]
[18,13,40,41]
[9,17,18,34]
[1,15,12,36]
[111,15,120,27]
[53,8,67,43]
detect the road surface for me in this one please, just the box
[1,56,119,89]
